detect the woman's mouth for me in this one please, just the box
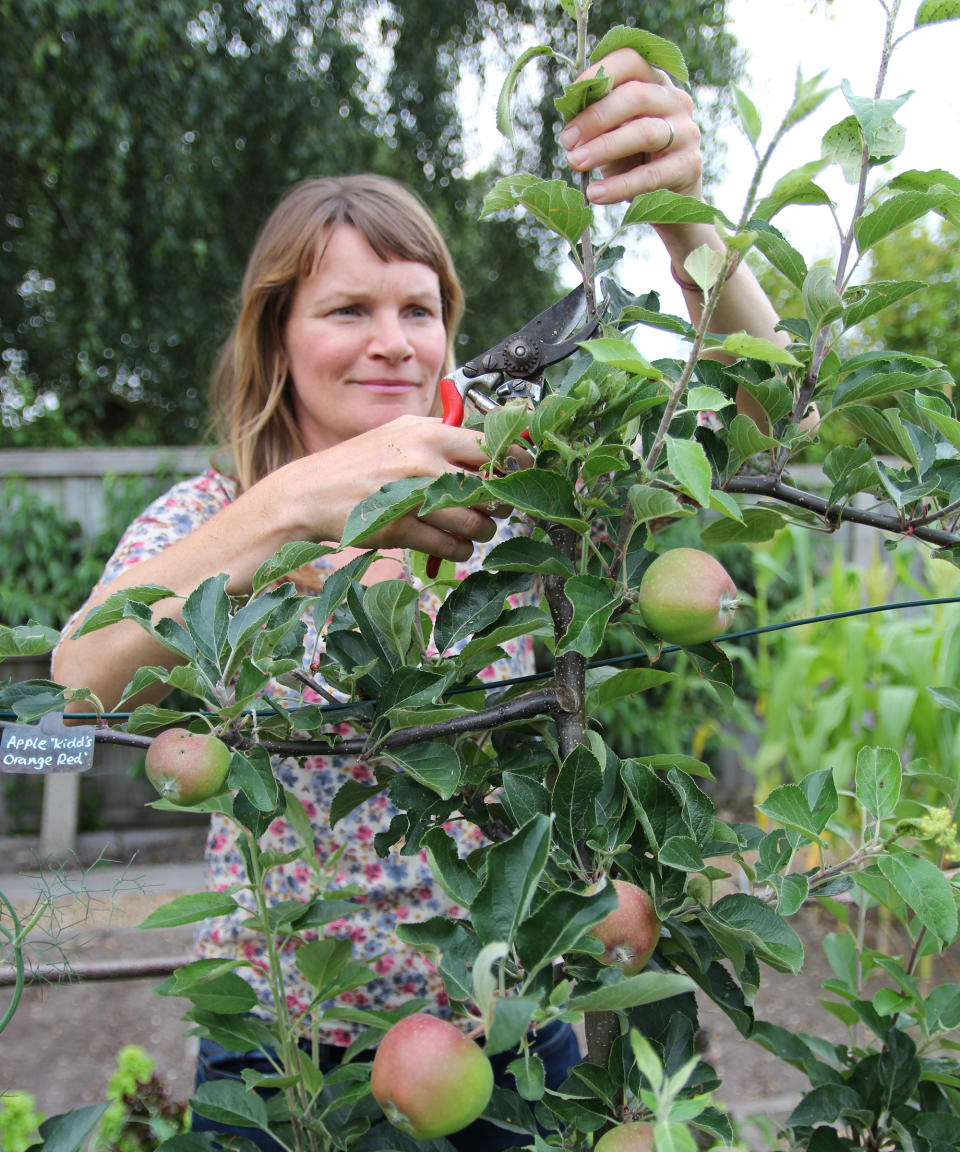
[353,379,419,395]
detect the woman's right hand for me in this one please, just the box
[275,413,525,565]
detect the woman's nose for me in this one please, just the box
[368,311,413,360]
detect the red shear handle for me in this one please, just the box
[439,376,464,427]
[426,378,465,577]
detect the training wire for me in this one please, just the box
[15,594,960,726]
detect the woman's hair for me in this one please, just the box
[209,174,465,491]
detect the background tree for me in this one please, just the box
[1,0,738,447]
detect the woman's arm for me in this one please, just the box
[53,416,506,710]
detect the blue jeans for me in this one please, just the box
[192,1018,580,1151]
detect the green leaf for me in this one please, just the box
[501,771,552,827]
[486,996,540,1057]
[720,333,803,367]
[434,571,527,654]
[727,413,779,464]
[389,741,462,800]
[788,1084,864,1128]
[516,885,618,979]
[842,280,925,330]
[341,477,429,546]
[916,0,960,26]
[877,853,958,945]
[482,536,576,578]
[508,1053,545,1102]
[190,1080,270,1130]
[555,73,614,123]
[757,783,824,842]
[783,68,835,132]
[482,469,587,530]
[138,890,240,929]
[471,814,552,945]
[181,573,231,671]
[363,579,420,665]
[755,159,833,219]
[34,1104,110,1152]
[585,666,676,709]
[622,190,718,228]
[552,744,604,847]
[556,575,623,658]
[775,873,810,917]
[681,244,724,292]
[704,893,805,973]
[252,542,334,594]
[591,26,689,86]
[855,189,960,254]
[580,337,662,378]
[733,85,762,145]
[422,826,480,907]
[295,937,354,989]
[665,435,712,507]
[658,835,705,871]
[228,746,280,814]
[748,219,808,289]
[567,972,695,1012]
[627,485,694,526]
[72,584,174,637]
[496,46,558,141]
[517,179,594,246]
[855,746,902,821]
[0,622,61,658]
[802,266,844,329]
[480,173,542,217]
[176,971,258,1014]
[484,402,533,464]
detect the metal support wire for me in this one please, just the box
[15,594,960,725]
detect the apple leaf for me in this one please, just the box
[555,72,614,123]
[665,435,712,508]
[471,813,552,946]
[497,45,559,141]
[877,853,958,945]
[556,575,624,658]
[855,746,902,821]
[733,85,762,145]
[389,741,463,801]
[516,885,618,980]
[591,26,689,86]
[622,190,718,228]
[916,0,960,25]
[138,889,242,929]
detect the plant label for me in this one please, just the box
[0,713,95,773]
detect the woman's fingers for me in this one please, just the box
[560,48,702,204]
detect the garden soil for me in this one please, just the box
[1,830,956,1150]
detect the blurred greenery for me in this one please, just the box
[0,467,182,628]
[2,0,740,446]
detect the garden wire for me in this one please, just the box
[14,594,960,725]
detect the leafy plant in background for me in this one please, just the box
[0,468,185,629]
[3,1,960,1151]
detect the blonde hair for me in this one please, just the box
[209,175,465,492]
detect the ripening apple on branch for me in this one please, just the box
[635,547,739,647]
[144,727,231,807]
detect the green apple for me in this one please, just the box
[589,879,660,975]
[144,728,230,806]
[637,547,738,646]
[371,1013,493,1139]
[595,1121,656,1151]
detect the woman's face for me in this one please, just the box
[283,224,447,454]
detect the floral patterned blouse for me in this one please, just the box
[67,469,536,1044]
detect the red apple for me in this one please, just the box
[589,879,660,975]
[371,1013,493,1139]
[636,547,738,646]
[595,1121,656,1151]
[144,728,230,806]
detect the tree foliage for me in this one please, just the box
[1,0,738,446]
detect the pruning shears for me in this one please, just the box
[426,283,604,577]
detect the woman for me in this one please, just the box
[54,51,783,1150]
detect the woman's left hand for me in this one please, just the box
[560,47,702,205]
